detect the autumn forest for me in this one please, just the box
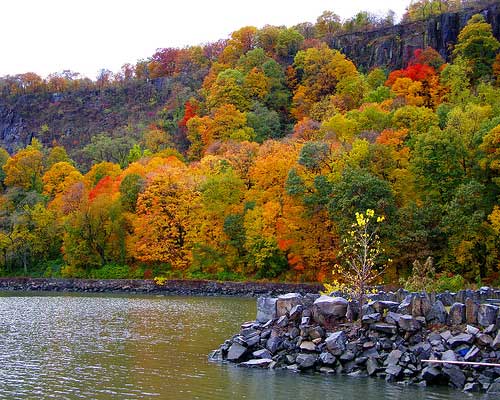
[1,1,500,288]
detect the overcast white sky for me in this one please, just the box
[0,0,411,79]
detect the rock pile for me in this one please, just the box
[210,291,500,394]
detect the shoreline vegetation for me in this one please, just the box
[0,1,499,287]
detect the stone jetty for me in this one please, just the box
[210,288,500,394]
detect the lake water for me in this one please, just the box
[0,293,486,399]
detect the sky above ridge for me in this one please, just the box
[0,0,411,79]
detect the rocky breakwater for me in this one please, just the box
[209,289,500,394]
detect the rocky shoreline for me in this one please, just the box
[0,277,322,297]
[210,288,500,394]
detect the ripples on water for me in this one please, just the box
[0,293,486,399]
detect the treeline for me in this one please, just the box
[0,10,500,285]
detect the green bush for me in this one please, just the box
[90,264,130,279]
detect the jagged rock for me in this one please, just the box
[253,349,272,359]
[397,295,413,314]
[441,349,457,362]
[300,341,316,351]
[366,357,379,376]
[372,300,400,313]
[411,294,432,318]
[276,293,303,317]
[463,382,482,392]
[422,366,441,383]
[448,303,465,325]
[425,300,448,324]
[385,365,402,378]
[477,304,499,327]
[399,315,421,332]
[227,343,247,361]
[371,323,397,335]
[448,333,473,349]
[492,331,500,350]
[443,366,465,389]
[289,304,303,320]
[257,297,277,323]
[239,358,273,368]
[436,291,455,306]
[488,377,500,394]
[465,298,479,325]
[308,326,325,340]
[319,351,336,365]
[362,313,381,324]
[476,333,493,347]
[339,350,355,362]
[325,331,347,355]
[266,337,282,354]
[385,349,402,366]
[276,315,288,327]
[385,311,402,325]
[466,325,480,336]
[313,296,348,323]
[296,353,317,369]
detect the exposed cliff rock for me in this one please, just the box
[330,2,500,70]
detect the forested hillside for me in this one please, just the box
[0,1,500,287]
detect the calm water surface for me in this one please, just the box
[0,293,487,399]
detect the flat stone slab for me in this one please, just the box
[239,358,273,368]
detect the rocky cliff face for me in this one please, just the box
[330,2,500,70]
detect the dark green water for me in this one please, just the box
[0,293,486,399]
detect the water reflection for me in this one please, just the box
[0,293,485,399]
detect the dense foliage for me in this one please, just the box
[0,5,499,286]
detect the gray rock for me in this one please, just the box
[476,333,493,347]
[463,382,481,392]
[296,353,317,369]
[447,333,473,348]
[325,331,347,355]
[478,304,499,327]
[276,293,302,317]
[371,323,397,335]
[397,294,413,314]
[488,377,500,394]
[256,297,277,323]
[227,343,247,361]
[465,298,478,325]
[252,349,272,359]
[411,294,432,318]
[239,358,273,368]
[313,296,348,323]
[466,325,480,336]
[385,349,402,366]
[386,365,402,377]
[443,366,465,389]
[299,341,316,351]
[385,311,402,325]
[398,315,421,332]
[492,331,500,350]
[309,326,325,340]
[426,300,448,324]
[276,315,288,327]
[319,351,336,365]
[441,349,457,362]
[372,300,400,313]
[362,313,381,324]
[266,337,282,354]
[448,303,465,325]
[366,357,379,376]
[421,366,441,383]
[289,304,303,320]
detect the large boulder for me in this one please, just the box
[313,295,348,324]
[276,293,303,317]
[426,300,447,324]
[256,297,277,323]
[325,331,347,355]
[477,304,498,327]
[465,298,479,325]
[447,303,465,325]
[227,343,247,361]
